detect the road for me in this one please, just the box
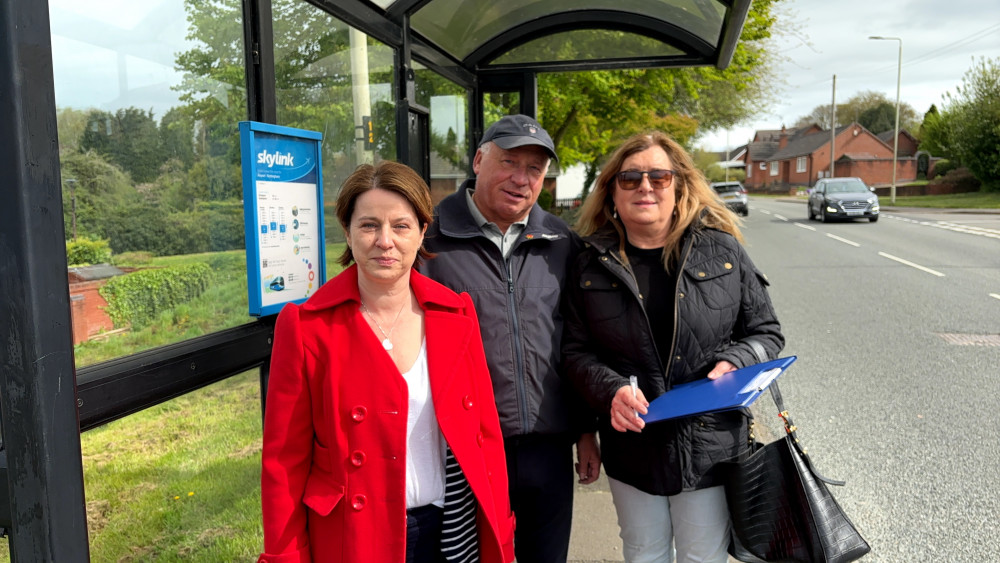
[744,199,1000,561]
[566,199,1000,562]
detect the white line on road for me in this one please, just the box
[759,209,772,215]
[794,222,816,231]
[878,252,946,277]
[826,233,861,247]
[774,214,788,222]
[990,293,1000,301]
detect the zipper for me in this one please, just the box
[505,256,530,432]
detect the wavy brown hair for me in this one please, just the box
[575,131,743,268]
[336,160,435,267]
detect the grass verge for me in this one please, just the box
[0,371,264,562]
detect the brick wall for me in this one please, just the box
[68,279,115,345]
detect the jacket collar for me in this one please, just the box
[301,264,465,312]
[436,180,565,241]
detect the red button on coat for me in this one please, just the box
[351,494,367,511]
[351,406,367,422]
[351,450,367,467]
[476,432,484,447]
[462,395,474,410]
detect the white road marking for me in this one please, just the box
[794,223,816,231]
[878,252,946,277]
[990,293,1000,301]
[826,233,861,247]
[774,214,788,222]
[883,214,1000,240]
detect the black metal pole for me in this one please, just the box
[0,0,90,560]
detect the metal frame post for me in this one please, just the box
[0,0,90,558]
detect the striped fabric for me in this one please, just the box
[441,447,479,563]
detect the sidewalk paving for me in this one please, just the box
[565,401,780,563]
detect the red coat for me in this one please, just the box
[259,265,514,563]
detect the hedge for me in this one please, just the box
[99,263,214,328]
[66,237,112,266]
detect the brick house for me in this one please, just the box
[742,122,929,191]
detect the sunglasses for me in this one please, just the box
[615,169,676,190]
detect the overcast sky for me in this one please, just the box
[698,0,1000,153]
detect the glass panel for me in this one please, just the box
[273,0,397,252]
[412,0,725,61]
[494,29,684,65]
[414,63,469,203]
[50,0,250,368]
[484,92,520,126]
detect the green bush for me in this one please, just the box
[931,159,957,179]
[99,263,214,328]
[66,236,112,266]
[537,188,554,211]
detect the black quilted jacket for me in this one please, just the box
[563,219,784,495]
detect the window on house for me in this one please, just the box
[759,162,766,170]
[770,162,778,176]
[796,156,806,173]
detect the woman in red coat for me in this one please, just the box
[259,161,515,563]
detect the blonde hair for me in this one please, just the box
[575,131,743,269]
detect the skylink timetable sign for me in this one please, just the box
[239,121,327,317]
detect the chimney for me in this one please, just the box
[778,125,789,149]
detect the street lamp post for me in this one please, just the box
[869,35,901,204]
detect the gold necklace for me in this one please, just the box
[360,299,406,351]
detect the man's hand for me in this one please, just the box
[575,432,601,484]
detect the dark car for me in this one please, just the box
[711,181,749,216]
[807,177,879,223]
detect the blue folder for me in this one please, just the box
[639,356,796,423]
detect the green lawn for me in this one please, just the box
[882,191,1000,209]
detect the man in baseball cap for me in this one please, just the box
[420,116,601,562]
[479,114,558,162]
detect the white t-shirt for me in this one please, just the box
[402,340,446,508]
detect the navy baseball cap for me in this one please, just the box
[480,115,558,161]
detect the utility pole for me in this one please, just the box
[830,75,836,179]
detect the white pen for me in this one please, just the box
[629,375,638,418]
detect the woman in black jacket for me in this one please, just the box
[563,131,784,563]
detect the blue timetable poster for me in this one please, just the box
[239,121,326,317]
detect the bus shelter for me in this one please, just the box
[0,0,750,558]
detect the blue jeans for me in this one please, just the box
[607,477,730,563]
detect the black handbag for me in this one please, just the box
[723,382,870,563]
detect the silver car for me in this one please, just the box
[711,181,749,216]
[808,177,879,223]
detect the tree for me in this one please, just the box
[917,105,953,160]
[538,0,781,195]
[794,90,920,133]
[944,57,1000,189]
[80,107,166,184]
[56,107,90,154]
[857,102,897,136]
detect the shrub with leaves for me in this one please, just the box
[66,236,112,266]
[99,263,214,328]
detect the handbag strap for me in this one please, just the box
[766,382,846,487]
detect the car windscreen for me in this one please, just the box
[825,181,869,193]
[712,184,742,194]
